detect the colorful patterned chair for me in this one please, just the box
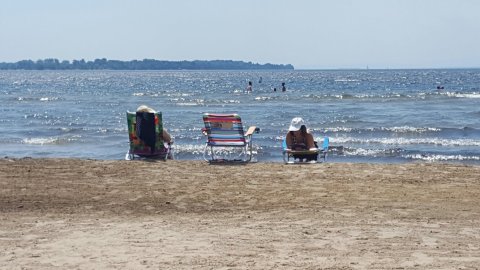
[126,111,172,160]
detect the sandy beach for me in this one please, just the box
[1,158,479,269]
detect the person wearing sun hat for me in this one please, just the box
[285,117,317,160]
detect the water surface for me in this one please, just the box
[1,69,479,163]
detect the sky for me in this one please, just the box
[1,0,479,69]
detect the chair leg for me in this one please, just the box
[245,146,251,162]
[126,151,135,160]
[203,145,216,162]
[210,146,215,161]
[203,144,209,162]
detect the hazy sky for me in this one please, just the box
[1,0,479,69]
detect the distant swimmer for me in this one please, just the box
[437,85,445,90]
[259,76,263,83]
[273,87,277,92]
[281,82,286,92]
[246,81,253,92]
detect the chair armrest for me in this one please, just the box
[245,126,259,136]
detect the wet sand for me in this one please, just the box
[1,158,479,269]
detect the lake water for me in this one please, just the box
[1,69,479,164]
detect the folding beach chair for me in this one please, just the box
[202,113,260,163]
[282,137,329,164]
[125,111,172,160]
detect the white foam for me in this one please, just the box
[440,92,480,99]
[39,97,58,101]
[456,93,480,99]
[330,137,480,146]
[323,126,440,133]
[223,100,240,104]
[23,137,59,145]
[345,148,387,156]
[382,126,441,133]
[334,79,360,82]
[324,127,354,132]
[22,136,79,145]
[176,102,199,106]
[174,144,260,155]
[254,96,273,101]
[171,144,205,155]
[406,154,480,161]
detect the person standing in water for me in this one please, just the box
[246,81,253,92]
[281,82,286,92]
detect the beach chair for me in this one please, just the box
[282,137,329,164]
[202,113,260,163]
[125,111,172,160]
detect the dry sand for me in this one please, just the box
[1,158,479,269]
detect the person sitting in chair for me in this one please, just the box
[285,117,318,161]
[136,105,172,144]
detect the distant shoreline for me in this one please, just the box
[0,58,294,70]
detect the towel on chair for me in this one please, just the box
[136,112,156,154]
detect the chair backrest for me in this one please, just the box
[127,111,166,155]
[203,113,246,146]
[321,137,329,151]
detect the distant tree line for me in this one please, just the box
[0,58,294,70]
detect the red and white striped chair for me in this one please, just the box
[201,113,259,163]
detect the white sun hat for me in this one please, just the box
[288,117,305,132]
